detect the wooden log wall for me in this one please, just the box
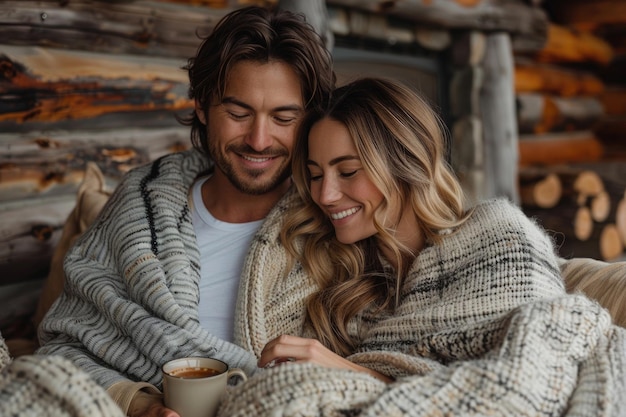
[517,0,626,261]
[0,0,550,338]
[0,0,235,338]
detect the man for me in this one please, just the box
[37,5,335,417]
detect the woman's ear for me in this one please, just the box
[195,100,207,125]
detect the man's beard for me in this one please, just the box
[211,144,291,195]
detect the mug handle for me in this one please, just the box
[227,368,247,385]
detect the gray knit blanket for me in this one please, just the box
[224,189,626,416]
[38,150,259,389]
[1,334,124,416]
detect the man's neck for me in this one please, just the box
[200,175,291,223]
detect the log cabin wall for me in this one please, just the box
[515,0,626,262]
[0,0,550,340]
[0,0,238,341]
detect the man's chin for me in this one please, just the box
[220,163,290,195]
[232,176,289,196]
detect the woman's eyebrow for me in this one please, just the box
[307,155,359,167]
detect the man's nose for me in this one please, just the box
[245,117,272,151]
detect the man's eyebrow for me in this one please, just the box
[307,155,360,167]
[221,96,303,113]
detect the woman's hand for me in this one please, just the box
[259,334,393,383]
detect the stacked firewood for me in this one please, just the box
[547,0,626,161]
[515,24,612,166]
[521,166,626,261]
[516,0,626,261]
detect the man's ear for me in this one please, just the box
[195,100,207,125]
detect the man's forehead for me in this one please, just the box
[219,60,304,106]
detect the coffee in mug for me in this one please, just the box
[167,367,221,379]
[162,357,247,417]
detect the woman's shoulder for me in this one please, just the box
[458,197,556,254]
[469,198,540,233]
[471,197,524,221]
[257,187,301,239]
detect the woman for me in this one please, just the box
[221,78,625,416]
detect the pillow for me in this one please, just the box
[560,257,626,328]
[32,162,111,330]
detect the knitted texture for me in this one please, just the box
[38,149,258,390]
[225,195,626,417]
[1,335,124,416]
[35,148,626,415]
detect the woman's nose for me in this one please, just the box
[318,176,342,205]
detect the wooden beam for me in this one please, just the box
[516,93,558,134]
[0,0,229,58]
[0,127,189,204]
[450,116,485,205]
[0,196,74,286]
[518,131,604,166]
[480,33,519,202]
[0,45,192,130]
[516,93,605,134]
[514,61,604,96]
[535,24,614,65]
[327,0,549,36]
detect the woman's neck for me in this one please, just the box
[380,206,424,271]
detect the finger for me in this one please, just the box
[258,335,307,367]
[259,337,325,368]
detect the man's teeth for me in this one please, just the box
[243,155,271,162]
[331,207,359,220]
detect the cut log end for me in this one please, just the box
[573,170,605,196]
[600,224,624,261]
[590,190,611,222]
[616,198,626,247]
[574,206,593,241]
[520,173,562,208]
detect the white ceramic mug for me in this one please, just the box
[162,357,247,417]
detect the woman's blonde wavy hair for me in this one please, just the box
[280,77,470,356]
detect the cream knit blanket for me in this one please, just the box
[1,335,124,416]
[224,191,626,416]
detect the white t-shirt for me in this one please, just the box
[191,177,263,342]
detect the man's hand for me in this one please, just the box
[128,391,180,417]
[138,402,180,417]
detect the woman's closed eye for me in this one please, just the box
[310,173,323,182]
[309,170,359,182]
